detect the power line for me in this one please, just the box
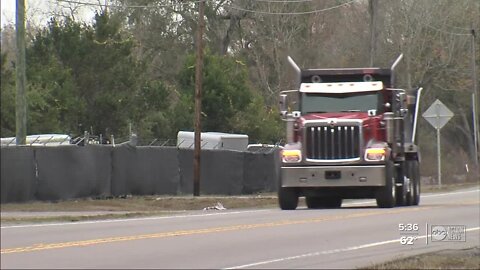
[228,0,357,15]
[55,0,201,9]
[449,25,473,31]
[422,22,471,36]
[246,0,319,3]
[56,0,355,11]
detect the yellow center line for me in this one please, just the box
[1,202,476,255]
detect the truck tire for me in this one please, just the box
[306,197,342,209]
[376,160,396,208]
[278,187,299,210]
[405,161,414,206]
[405,172,414,206]
[410,160,421,205]
[396,182,408,206]
[396,164,408,206]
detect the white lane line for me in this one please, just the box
[224,227,480,269]
[342,189,480,206]
[0,209,270,229]
[422,189,479,197]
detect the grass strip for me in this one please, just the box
[361,246,480,269]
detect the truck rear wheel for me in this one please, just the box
[405,174,414,206]
[409,160,420,205]
[278,187,299,210]
[376,160,396,208]
[396,182,408,206]
[306,197,342,209]
[396,164,408,206]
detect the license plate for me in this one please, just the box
[325,171,341,179]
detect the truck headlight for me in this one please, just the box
[282,149,302,163]
[364,148,386,161]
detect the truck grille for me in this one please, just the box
[305,125,360,160]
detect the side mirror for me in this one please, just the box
[279,94,287,117]
[398,92,406,104]
[397,92,407,116]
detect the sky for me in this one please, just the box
[1,0,98,27]
[1,0,17,26]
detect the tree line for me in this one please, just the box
[1,0,479,178]
[1,8,282,143]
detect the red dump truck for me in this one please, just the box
[278,54,423,210]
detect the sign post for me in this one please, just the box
[422,99,454,188]
[436,127,441,187]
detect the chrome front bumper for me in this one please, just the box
[281,165,386,187]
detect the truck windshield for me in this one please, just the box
[301,91,383,113]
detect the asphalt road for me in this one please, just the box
[1,188,479,269]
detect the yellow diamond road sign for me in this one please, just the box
[422,99,454,129]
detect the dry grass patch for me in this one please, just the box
[1,194,279,212]
[362,247,480,269]
[0,195,281,224]
[422,182,479,193]
[0,212,167,224]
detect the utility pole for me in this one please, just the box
[15,0,27,145]
[368,0,377,67]
[193,0,205,197]
[471,27,479,168]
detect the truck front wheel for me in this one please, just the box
[376,160,396,208]
[278,186,299,210]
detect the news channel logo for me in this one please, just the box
[430,225,466,242]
